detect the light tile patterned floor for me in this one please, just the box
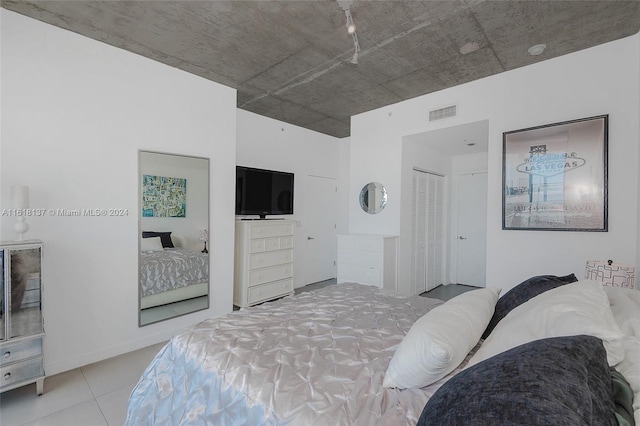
[0,342,166,426]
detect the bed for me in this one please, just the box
[126,276,640,425]
[140,233,209,309]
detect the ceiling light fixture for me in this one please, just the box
[459,41,480,55]
[338,0,361,65]
[528,44,547,56]
[345,9,356,34]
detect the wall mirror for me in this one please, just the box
[359,182,387,214]
[138,150,210,326]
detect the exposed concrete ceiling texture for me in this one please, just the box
[3,1,639,138]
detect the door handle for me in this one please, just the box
[458,236,467,240]
[308,236,315,240]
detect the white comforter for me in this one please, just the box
[139,248,209,297]
[604,286,640,425]
[125,283,443,425]
[126,283,640,425]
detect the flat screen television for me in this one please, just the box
[235,166,294,218]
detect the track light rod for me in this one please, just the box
[338,0,360,64]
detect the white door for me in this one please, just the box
[456,172,487,287]
[305,175,337,284]
[411,170,444,295]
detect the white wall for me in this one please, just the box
[236,109,345,288]
[350,33,640,294]
[338,138,351,235]
[1,10,237,374]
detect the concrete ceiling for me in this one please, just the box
[3,1,639,138]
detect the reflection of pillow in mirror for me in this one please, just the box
[141,236,164,252]
[142,231,174,248]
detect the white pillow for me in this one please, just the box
[466,280,625,369]
[141,236,164,252]
[383,288,499,389]
[604,286,640,338]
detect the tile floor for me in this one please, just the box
[0,341,167,426]
[0,280,477,425]
[422,283,479,301]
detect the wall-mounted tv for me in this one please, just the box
[235,166,294,218]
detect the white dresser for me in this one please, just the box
[337,234,398,291]
[234,220,295,307]
[1,240,45,396]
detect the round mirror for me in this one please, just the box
[359,182,387,214]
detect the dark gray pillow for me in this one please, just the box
[142,231,174,248]
[417,335,617,426]
[481,273,577,339]
[610,367,634,426]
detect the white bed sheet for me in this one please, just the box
[605,286,640,425]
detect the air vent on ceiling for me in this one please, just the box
[429,105,457,121]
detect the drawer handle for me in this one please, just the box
[3,372,10,380]
[3,351,10,359]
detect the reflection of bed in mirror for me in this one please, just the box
[139,233,209,310]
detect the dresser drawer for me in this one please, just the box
[250,223,294,239]
[356,237,381,253]
[249,239,266,253]
[338,264,381,287]
[248,279,293,304]
[249,264,293,286]
[280,236,293,249]
[0,338,42,367]
[338,249,381,268]
[249,249,293,270]
[264,237,281,251]
[1,357,44,388]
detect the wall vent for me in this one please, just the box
[429,105,457,121]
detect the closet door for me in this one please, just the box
[411,170,444,295]
[411,171,427,295]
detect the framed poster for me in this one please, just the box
[502,115,608,231]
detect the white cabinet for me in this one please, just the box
[234,220,294,307]
[1,240,45,396]
[337,234,398,291]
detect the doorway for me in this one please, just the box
[304,175,337,285]
[456,172,487,287]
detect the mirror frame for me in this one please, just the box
[138,150,210,327]
[359,182,388,214]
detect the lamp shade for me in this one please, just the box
[11,185,30,209]
[200,229,208,242]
